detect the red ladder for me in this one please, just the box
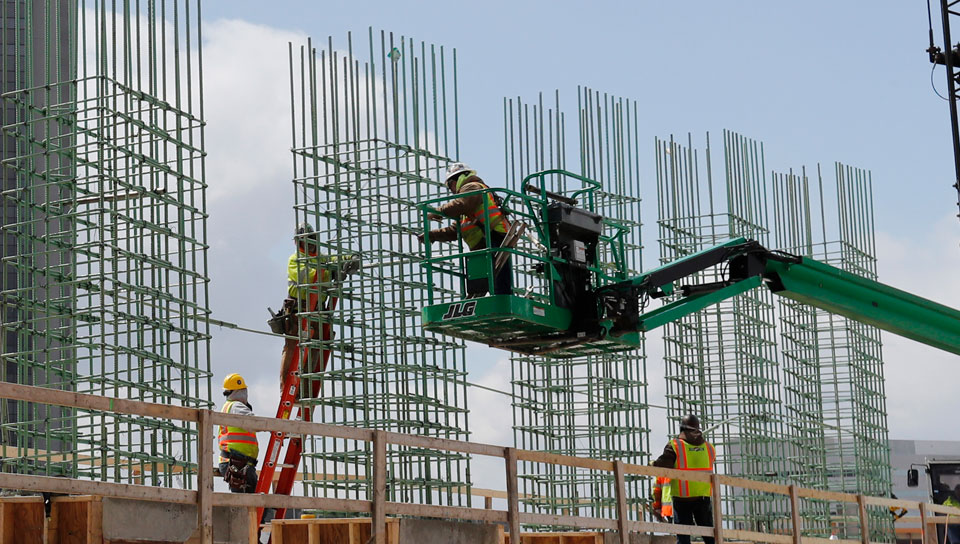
[255,296,337,527]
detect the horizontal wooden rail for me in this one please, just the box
[0,472,197,504]
[0,381,198,422]
[3,380,960,544]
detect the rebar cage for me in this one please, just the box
[1,0,210,486]
[286,30,472,509]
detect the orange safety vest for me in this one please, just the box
[670,438,715,498]
[456,177,509,249]
[217,401,259,461]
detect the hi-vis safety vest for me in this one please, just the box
[287,250,333,302]
[456,176,509,249]
[670,438,716,498]
[217,401,259,461]
[661,478,674,516]
[654,476,674,517]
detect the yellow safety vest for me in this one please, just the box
[455,175,508,249]
[670,438,715,498]
[946,495,960,508]
[217,401,259,462]
[287,250,333,302]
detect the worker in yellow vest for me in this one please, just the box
[651,414,716,544]
[418,162,512,297]
[274,223,357,389]
[946,485,960,543]
[276,223,335,386]
[217,373,260,493]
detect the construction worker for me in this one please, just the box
[217,373,259,493]
[275,223,358,388]
[946,485,960,543]
[417,162,512,297]
[651,414,716,544]
[651,476,674,523]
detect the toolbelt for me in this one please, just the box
[267,298,298,335]
[222,450,258,492]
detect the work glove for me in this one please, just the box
[341,255,361,276]
[417,232,439,244]
[427,212,444,222]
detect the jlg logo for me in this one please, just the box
[442,300,477,320]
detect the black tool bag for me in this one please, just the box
[222,451,258,492]
[224,458,251,491]
[267,297,299,335]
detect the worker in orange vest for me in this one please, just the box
[651,414,716,544]
[418,162,512,297]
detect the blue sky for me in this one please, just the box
[196,1,960,455]
[205,0,958,235]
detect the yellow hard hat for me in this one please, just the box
[222,373,247,391]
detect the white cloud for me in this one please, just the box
[200,19,309,394]
[875,216,960,441]
[467,356,514,447]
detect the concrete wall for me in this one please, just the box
[603,533,677,544]
[397,518,500,544]
[101,498,248,544]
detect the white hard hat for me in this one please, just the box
[444,162,471,183]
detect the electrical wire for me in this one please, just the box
[197,313,672,409]
[933,63,951,101]
[928,0,952,101]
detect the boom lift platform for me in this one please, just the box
[419,169,960,357]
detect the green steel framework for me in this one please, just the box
[503,89,649,523]
[655,131,791,532]
[771,165,893,541]
[287,30,471,508]
[0,0,211,486]
[0,5,899,533]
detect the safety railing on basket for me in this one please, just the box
[417,169,633,307]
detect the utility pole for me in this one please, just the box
[928,0,960,222]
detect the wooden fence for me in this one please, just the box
[1,382,957,544]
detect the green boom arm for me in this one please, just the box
[605,238,960,355]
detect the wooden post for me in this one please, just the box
[505,448,521,543]
[198,409,214,544]
[788,485,802,544]
[710,473,724,544]
[613,460,630,544]
[856,494,870,544]
[920,502,930,544]
[484,495,493,510]
[372,430,387,544]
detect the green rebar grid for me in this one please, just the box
[286,29,471,510]
[655,131,792,533]
[0,0,211,487]
[503,88,649,527]
[772,164,893,542]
